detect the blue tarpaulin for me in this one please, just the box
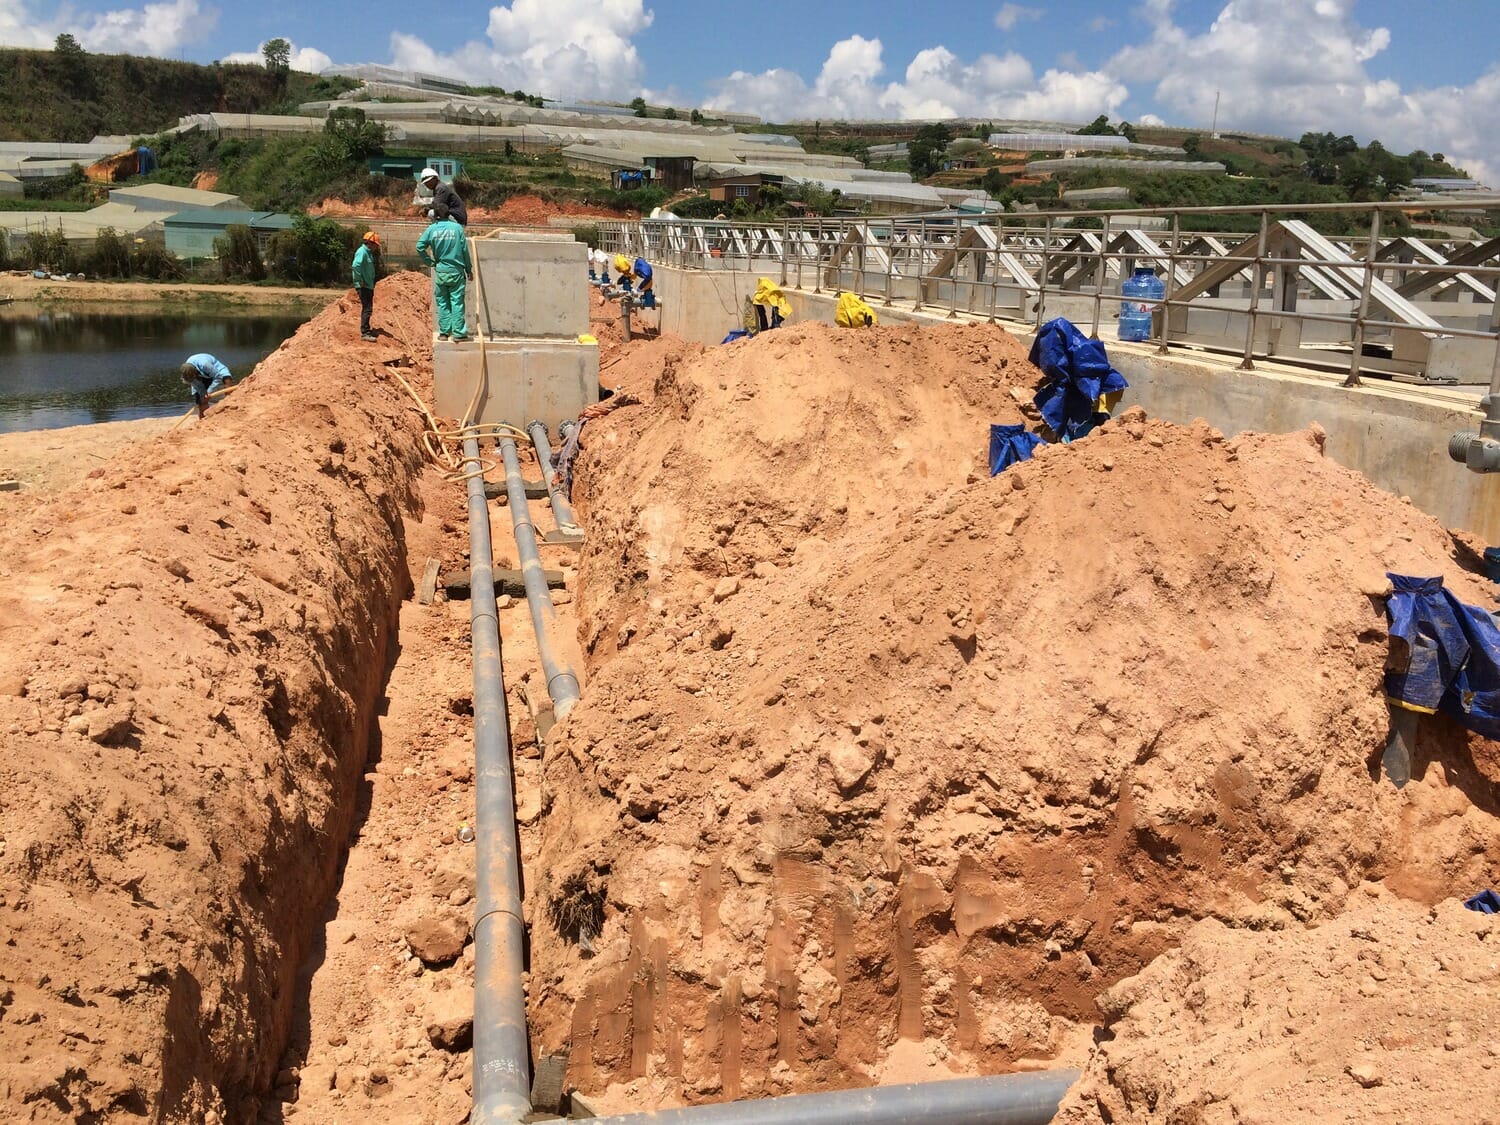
[1465,890,1500,914]
[1028,317,1129,442]
[989,423,1045,476]
[1385,573,1500,739]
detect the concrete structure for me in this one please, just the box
[163,209,294,258]
[432,232,598,430]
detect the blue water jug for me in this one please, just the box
[1119,266,1165,341]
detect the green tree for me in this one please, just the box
[322,106,387,163]
[690,109,703,124]
[54,33,84,58]
[1120,121,1139,143]
[266,213,358,284]
[981,167,1005,196]
[663,106,677,120]
[630,96,648,117]
[1078,114,1117,136]
[262,38,291,78]
[907,122,953,180]
[1181,134,1202,157]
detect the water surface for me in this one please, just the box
[0,306,306,433]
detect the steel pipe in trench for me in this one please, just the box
[526,419,580,534]
[581,1069,1081,1125]
[498,436,583,718]
[462,436,533,1125]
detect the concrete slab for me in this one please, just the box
[473,236,589,339]
[433,336,599,430]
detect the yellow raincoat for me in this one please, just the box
[753,277,791,319]
[835,292,878,328]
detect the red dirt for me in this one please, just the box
[523,320,1500,1112]
[0,274,437,1121]
[1056,888,1500,1121]
[7,261,1500,1125]
[314,193,633,227]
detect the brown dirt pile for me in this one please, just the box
[315,193,632,226]
[532,324,1500,1109]
[0,273,435,1121]
[1056,889,1500,1122]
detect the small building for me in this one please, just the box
[707,173,783,205]
[366,155,464,183]
[0,170,21,199]
[163,208,295,259]
[644,156,696,192]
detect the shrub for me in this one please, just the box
[88,227,131,277]
[266,213,358,285]
[215,224,266,281]
[571,223,599,248]
[130,239,183,280]
[20,228,75,273]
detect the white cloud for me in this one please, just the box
[386,0,652,99]
[994,3,1041,31]
[222,39,332,73]
[1108,0,1500,184]
[705,35,1125,124]
[0,0,215,55]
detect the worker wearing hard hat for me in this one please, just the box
[352,230,381,342]
[614,254,655,307]
[417,206,473,341]
[419,168,467,227]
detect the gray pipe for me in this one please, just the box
[526,419,580,534]
[463,438,533,1125]
[499,436,583,718]
[581,1070,1080,1125]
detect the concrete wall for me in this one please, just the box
[653,263,1500,541]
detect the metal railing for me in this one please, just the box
[594,201,1500,389]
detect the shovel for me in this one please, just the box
[1382,705,1419,789]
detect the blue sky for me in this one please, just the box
[2,0,1497,180]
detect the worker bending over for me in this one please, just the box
[588,248,611,286]
[613,254,655,308]
[417,207,473,341]
[419,168,467,227]
[352,230,381,342]
[179,353,233,419]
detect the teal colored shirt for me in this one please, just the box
[352,243,377,290]
[416,218,472,277]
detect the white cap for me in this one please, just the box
[419,167,439,181]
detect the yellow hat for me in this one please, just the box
[614,254,631,275]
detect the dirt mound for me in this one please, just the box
[1056,888,1500,1122]
[0,274,435,1121]
[314,193,632,227]
[531,327,1500,1110]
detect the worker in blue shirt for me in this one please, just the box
[613,254,655,308]
[352,230,381,341]
[416,207,473,341]
[179,353,233,418]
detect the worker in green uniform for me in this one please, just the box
[415,206,473,341]
[352,230,381,341]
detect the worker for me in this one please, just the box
[419,168,467,227]
[834,291,878,328]
[179,354,233,419]
[752,277,790,331]
[588,247,611,286]
[416,206,473,341]
[613,254,655,308]
[352,230,381,342]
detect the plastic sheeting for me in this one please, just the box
[1028,317,1128,442]
[989,424,1045,476]
[1384,573,1500,739]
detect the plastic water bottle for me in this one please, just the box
[1119,267,1165,341]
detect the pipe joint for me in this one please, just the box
[1449,431,1500,473]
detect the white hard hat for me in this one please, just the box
[419,167,439,181]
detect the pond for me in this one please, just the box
[0,306,307,433]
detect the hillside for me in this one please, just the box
[0,46,353,144]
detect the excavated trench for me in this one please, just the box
[5,276,1500,1124]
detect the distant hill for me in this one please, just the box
[0,47,352,144]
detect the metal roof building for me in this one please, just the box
[163,209,294,258]
[108,184,244,212]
